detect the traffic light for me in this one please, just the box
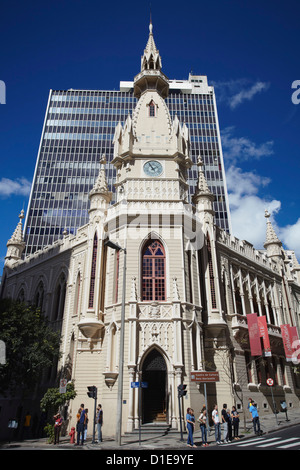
[177,384,187,397]
[87,385,97,399]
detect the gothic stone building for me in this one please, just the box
[1,23,300,439]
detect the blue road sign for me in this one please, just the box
[131,382,140,388]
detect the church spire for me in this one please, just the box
[263,210,283,259]
[192,157,215,213]
[134,20,169,99]
[88,154,112,217]
[141,19,162,72]
[5,209,26,265]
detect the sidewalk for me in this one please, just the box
[1,407,300,450]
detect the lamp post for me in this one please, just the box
[104,238,127,446]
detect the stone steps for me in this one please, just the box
[125,422,171,436]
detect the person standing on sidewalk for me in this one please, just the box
[212,404,221,444]
[96,404,103,443]
[249,402,262,435]
[231,406,240,440]
[75,405,86,445]
[186,408,197,448]
[53,413,62,445]
[198,408,208,447]
[221,403,229,443]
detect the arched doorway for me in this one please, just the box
[141,349,167,423]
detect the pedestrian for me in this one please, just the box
[186,408,197,448]
[198,408,208,447]
[249,402,262,435]
[75,406,82,443]
[221,403,229,443]
[84,409,88,441]
[75,404,86,445]
[247,397,253,411]
[212,404,221,444]
[53,413,62,445]
[227,408,232,441]
[231,406,240,440]
[96,404,103,443]
[23,411,31,439]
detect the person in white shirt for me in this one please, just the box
[212,404,221,444]
[198,408,208,446]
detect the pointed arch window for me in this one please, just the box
[142,239,166,301]
[74,272,81,316]
[34,281,45,311]
[88,233,98,308]
[149,100,156,117]
[207,236,217,309]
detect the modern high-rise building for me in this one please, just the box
[23,28,231,257]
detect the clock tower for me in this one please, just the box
[111,20,193,205]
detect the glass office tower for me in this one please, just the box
[23,74,231,257]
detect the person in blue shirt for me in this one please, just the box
[75,404,86,445]
[249,401,262,435]
[186,408,197,448]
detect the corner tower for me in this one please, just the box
[112,21,192,205]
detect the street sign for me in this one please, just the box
[59,378,67,393]
[131,381,148,388]
[191,371,220,383]
[266,378,274,386]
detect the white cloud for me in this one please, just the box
[212,78,270,109]
[279,219,300,260]
[222,126,274,163]
[230,81,270,110]
[226,165,300,260]
[0,177,31,198]
[226,165,281,248]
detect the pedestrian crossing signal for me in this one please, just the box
[177,384,187,397]
[87,385,97,399]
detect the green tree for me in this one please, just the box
[40,381,77,416]
[0,298,61,396]
[40,381,77,443]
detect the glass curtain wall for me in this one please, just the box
[24,85,229,257]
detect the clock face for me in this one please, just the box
[143,160,163,177]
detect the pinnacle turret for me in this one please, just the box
[5,209,26,265]
[192,157,214,206]
[263,210,283,259]
[88,155,112,217]
[134,21,169,99]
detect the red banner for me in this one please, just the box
[247,313,262,356]
[257,316,271,356]
[281,324,293,361]
[290,326,300,364]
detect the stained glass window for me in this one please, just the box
[142,240,166,301]
[88,233,98,308]
[207,236,216,309]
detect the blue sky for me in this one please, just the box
[0,0,300,272]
